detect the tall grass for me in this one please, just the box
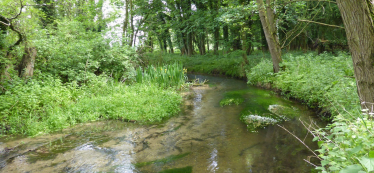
[141,50,271,78]
[0,75,182,136]
[136,63,187,89]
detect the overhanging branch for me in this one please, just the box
[298,19,345,29]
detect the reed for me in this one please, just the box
[136,63,187,89]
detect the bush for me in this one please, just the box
[0,75,182,136]
[33,19,137,82]
[246,59,274,86]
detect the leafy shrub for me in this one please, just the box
[246,59,274,85]
[315,113,374,172]
[33,19,137,82]
[0,75,182,136]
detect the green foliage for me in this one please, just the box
[136,63,187,89]
[0,75,182,136]
[33,19,137,82]
[315,114,374,172]
[246,59,274,85]
[247,52,359,116]
[142,51,269,78]
[246,51,366,171]
[220,91,245,107]
[220,97,244,106]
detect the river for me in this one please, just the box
[0,74,321,173]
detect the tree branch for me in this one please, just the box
[298,19,345,29]
[8,0,24,20]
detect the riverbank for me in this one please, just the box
[142,51,370,172]
[0,64,186,136]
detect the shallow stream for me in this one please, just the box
[0,75,322,173]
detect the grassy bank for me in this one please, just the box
[143,51,371,172]
[0,64,186,136]
[248,52,373,172]
[141,50,269,78]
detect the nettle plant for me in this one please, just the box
[313,106,374,172]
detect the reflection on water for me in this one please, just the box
[0,74,321,173]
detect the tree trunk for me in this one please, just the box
[129,0,134,47]
[122,0,129,46]
[336,0,374,109]
[223,24,229,53]
[232,26,241,51]
[213,27,219,55]
[200,33,206,55]
[187,32,193,56]
[256,0,282,73]
[18,47,37,78]
[206,30,210,53]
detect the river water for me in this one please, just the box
[0,75,321,173]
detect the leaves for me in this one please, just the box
[359,156,374,172]
[339,164,363,173]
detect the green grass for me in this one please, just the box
[0,75,182,136]
[247,52,359,118]
[136,63,187,89]
[141,50,270,78]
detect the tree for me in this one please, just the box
[336,0,374,109]
[256,0,282,73]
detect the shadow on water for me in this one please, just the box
[0,74,322,173]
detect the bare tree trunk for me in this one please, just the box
[18,47,37,78]
[256,0,282,73]
[336,0,374,109]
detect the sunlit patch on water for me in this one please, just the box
[207,148,219,172]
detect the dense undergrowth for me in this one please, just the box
[0,19,186,136]
[0,73,183,136]
[143,50,372,172]
[248,52,373,172]
[141,50,268,78]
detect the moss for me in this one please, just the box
[220,97,244,106]
[219,90,247,107]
